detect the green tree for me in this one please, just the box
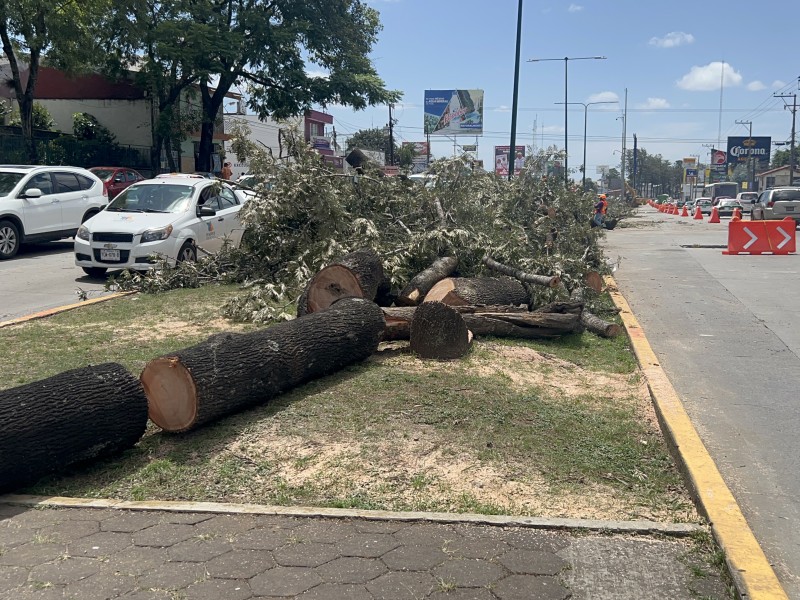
[189,0,400,171]
[346,127,398,165]
[7,102,54,130]
[772,147,800,168]
[0,0,105,162]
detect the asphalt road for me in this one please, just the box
[0,241,112,323]
[604,209,800,598]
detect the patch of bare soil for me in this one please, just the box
[113,318,248,341]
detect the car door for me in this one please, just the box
[216,186,244,246]
[193,185,225,253]
[53,171,90,228]
[20,172,63,235]
[107,169,127,198]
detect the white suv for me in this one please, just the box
[0,165,107,259]
[74,175,248,278]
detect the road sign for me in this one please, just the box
[723,218,797,255]
[685,168,698,178]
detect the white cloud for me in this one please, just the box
[649,32,694,48]
[568,4,583,12]
[636,97,670,109]
[587,91,619,104]
[494,105,511,113]
[773,80,787,89]
[747,81,766,91]
[305,69,329,80]
[676,62,742,91]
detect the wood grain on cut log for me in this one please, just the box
[409,301,472,359]
[142,297,385,433]
[570,287,621,338]
[424,277,530,307]
[584,271,603,293]
[482,257,561,288]
[297,248,384,316]
[396,256,458,306]
[0,363,148,493]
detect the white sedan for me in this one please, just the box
[75,175,248,278]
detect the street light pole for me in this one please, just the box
[508,0,524,181]
[555,100,616,190]
[735,119,753,191]
[528,55,606,187]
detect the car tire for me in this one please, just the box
[178,241,197,263]
[81,210,99,224]
[0,220,20,260]
[82,267,108,279]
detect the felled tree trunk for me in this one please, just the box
[424,277,530,307]
[570,288,622,338]
[396,256,459,306]
[383,306,580,341]
[409,301,472,359]
[142,298,385,433]
[0,363,148,493]
[297,248,384,317]
[482,257,561,288]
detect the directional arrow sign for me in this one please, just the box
[776,226,792,250]
[742,227,758,250]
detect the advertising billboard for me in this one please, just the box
[727,136,771,168]
[494,145,525,176]
[424,90,484,136]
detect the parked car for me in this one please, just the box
[750,187,800,226]
[0,165,107,259]
[711,195,733,207]
[735,192,759,212]
[695,197,713,215]
[89,167,146,199]
[75,177,249,278]
[685,198,696,212]
[716,199,744,217]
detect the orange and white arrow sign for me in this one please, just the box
[776,225,793,250]
[742,227,758,250]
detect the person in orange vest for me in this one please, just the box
[593,194,608,227]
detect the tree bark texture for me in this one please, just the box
[142,298,385,433]
[409,301,472,360]
[396,256,459,306]
[424,277,529,307]
[297,248,385,316]
[570,287,622,338]
[0,363,148,493]
[482,257,561,288]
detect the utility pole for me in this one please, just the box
[775,87,798,186]
[735,120,754,191]
[619,89,628,202]
[508,0,523,181]
[388,104,395,166]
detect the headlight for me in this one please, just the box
[141,224,174,243]
[76,225,90,241]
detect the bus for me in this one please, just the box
[702,182,738,204]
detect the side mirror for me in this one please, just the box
[24,188,42,198]
[197,205,216,217]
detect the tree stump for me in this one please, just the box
[0,363,148,493]
[396,256,459,306]
[424,277,529,307]
[142,297,386,433]
[409,301,472,360]
[297,248,384,316]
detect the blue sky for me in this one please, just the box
[322,0,799,179]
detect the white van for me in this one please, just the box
[735,192,759,212]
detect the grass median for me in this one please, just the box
[2,285,698,523]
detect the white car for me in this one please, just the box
[0,165,107,259]
[75,175,248,278]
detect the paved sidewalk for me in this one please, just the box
[0,503,730,599]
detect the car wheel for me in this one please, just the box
[0,220,20,260]
[82,267,108,279]
[178,241,197,263]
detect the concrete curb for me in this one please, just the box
[606,275,788,600]
[0,291,135,329]
[0,494,701,537]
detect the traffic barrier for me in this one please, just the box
[723,217,796,255]
[681,206,689,217]
[709,207,720,223]
[693,207,703,220]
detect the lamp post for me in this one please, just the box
[528,55,606,187]
[555,100,616,190]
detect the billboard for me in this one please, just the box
[727,136,771,168]
[494,145,525,176]
[424,90,484,136]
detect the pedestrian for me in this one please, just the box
[593,194,608,228]
[220,161,233,180]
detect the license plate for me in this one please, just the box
[785,206,795,212]
[100,249,120,261]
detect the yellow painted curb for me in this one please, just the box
[606,275,788,600]
[0,292,135,329]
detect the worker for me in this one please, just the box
[593,194,608,227]
[220,161,233,180]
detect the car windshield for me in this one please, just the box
[106,183,194,213]
[90,169,115,181]
[773,189,800,202]
[0,172,25,196]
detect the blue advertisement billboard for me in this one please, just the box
[424,90,484,136]
[727,136,771,168]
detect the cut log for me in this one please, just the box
[409,301,472,359]
[396,256,459,306]
[0,363,148,493]
[584,271,603,293]
[482,257,561,288]
[383,306,580,341]
[142,297,385,433]
[297,248,384,316]
[424,277,530,307]
[570,287,622,338]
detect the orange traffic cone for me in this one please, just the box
[731,214,741,222]
[693,206,703,220]
[681,205,689,217]
[709,206,720,223]
[732,207,742,220]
